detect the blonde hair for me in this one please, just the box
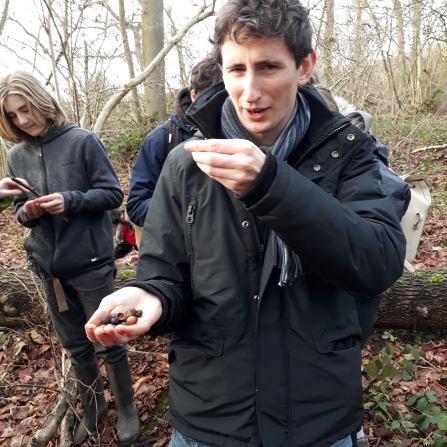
[0,71,67,144]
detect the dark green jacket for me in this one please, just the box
[134,83,406,447]
[7,123,123,278]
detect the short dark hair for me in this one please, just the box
[211,0,313,68]
[190,56,222,95]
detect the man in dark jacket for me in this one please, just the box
[86,1,406,446]
[126,56,222,246]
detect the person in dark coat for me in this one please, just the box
[0,71,139,446]
[86,1,406,446]
[126,56,222,246]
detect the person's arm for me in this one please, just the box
[185,131,405,298]
[126,126,167,226]
[241,133,406,297]
[56,134,123,214]
[86,151,192,345]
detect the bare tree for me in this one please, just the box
[141,0,166,122]
[94,0,217,135]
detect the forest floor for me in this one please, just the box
[1,114,447,446]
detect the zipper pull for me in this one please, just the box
[260,244,265,260]
[186,205,195,224]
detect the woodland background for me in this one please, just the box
[1,0,447,446]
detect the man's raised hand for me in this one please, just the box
[185,139,266,195]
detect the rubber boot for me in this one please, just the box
[105,356,140,446]
[72,358,108,443]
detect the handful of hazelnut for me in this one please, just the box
[101,308,143,326]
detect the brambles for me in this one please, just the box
[101,308,143,326]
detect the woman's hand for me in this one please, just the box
[0,177,29,198]
[22,199,46,219]
[85,287,163,346]
[35,193,65,214]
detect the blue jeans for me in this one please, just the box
[169,428,353,447]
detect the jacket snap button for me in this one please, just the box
[313,164,321,172]
[242,221,250,228]
[331,151,339,158]
[347,134,355,141]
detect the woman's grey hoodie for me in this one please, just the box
[7,122,123,278]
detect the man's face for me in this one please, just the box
[221,34,315,147]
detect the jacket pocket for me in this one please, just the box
[288,317,363,442]
[170,321,224,357]
[311,308,362,353]
[89,229,101,262]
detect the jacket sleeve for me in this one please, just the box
[242,135,406,297]
[59,134,123,213]
[126,125,168,227]
[131,152,192,335]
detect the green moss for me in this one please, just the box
[428,273,444,283]
[143,387,169,436]
[395,279,403,284]
[413,272,423,278]
[119,269,136,279]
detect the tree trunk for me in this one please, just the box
[393,0,407,97]
[322,0,334,84]
[118,0,142,125]
[4,266,447,332]
[141,0,166,123]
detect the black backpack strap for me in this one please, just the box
[165,119,184,155]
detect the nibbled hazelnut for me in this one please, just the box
[127,316,138,325]
[116,312,126,321]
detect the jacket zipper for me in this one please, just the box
[292,122,350,169]
[39,144,57,276]
[184,115,212,140]
[186,200,197,289]
[251,215,268,261]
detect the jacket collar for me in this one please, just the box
[174,86,193,125]
[185,82,350,151]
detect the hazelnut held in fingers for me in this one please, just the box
[101,308,143,326]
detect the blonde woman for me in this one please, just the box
[0,71,139,445]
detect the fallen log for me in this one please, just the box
[0,265,137,328]
[376,266,447,332]
[3,265,447,332]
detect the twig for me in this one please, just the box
[10,177,42,198]
[412,143,447,154]
[0,383,60,392]
[10,177,69,223]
